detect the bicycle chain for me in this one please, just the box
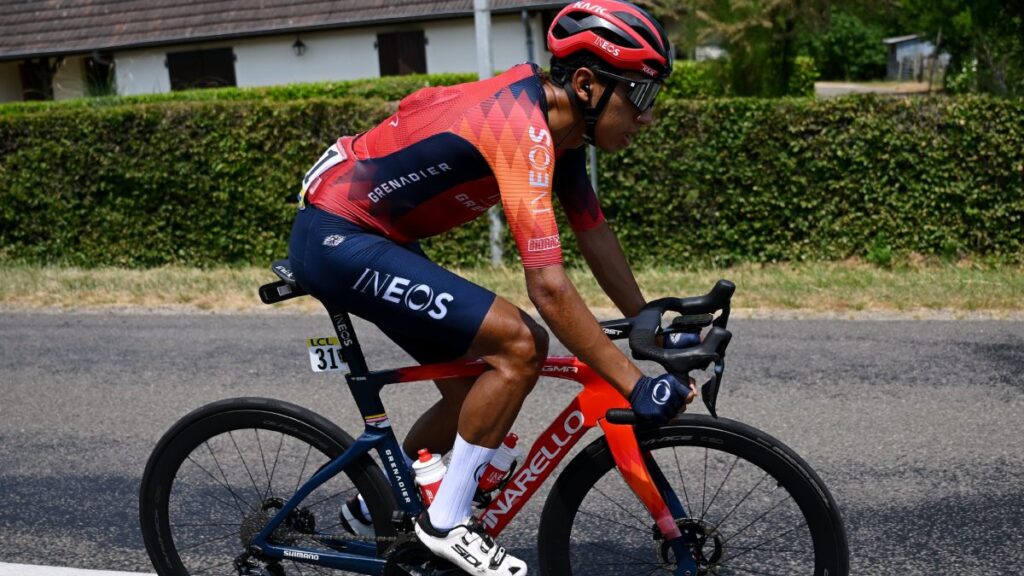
[283,530,402,549]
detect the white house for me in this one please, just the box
[0,0,567,103]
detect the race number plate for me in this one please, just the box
[307,337,348,373]
[298,142,347,208]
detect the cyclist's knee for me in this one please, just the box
[473,299,548,388]
[500,318,547,387]
[526,319,550,369]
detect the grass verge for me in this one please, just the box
[1,261,1021,318]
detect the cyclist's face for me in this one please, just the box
[593,72,656,153]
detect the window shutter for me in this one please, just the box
[377,32,400,76]
[378,31,426,76]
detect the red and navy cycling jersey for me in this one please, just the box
[300,63,604,269]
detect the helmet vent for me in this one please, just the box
[613,11,663,52]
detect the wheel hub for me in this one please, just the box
[240,497,317,548]
[654,518,726,575]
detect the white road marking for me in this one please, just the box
[0,563,155,576]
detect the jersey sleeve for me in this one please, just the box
[553,147,606,233]
[453,83,563,269]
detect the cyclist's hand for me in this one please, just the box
[629,373,696,424]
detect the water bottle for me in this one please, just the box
[412,448,446,505]
[477,433,520,493]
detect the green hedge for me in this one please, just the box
[662,57,818,99]
[1,95,1021,268]
[597,95,1023,267]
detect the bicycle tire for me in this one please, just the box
[140,397,397,576]
[537,414,849,576]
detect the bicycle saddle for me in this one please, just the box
[271,259,298,287]
[259,259,308,304]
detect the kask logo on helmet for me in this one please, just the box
[572,1,608,15]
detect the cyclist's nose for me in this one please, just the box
[635,106,655,126]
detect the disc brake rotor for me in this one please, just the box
[654,518,726,575]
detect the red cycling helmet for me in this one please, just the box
[547,0,673,81]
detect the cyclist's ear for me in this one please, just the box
[571,67,597,103]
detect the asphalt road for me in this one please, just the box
[0,311,1021,575]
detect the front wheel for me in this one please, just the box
[538,414,849,576]
[139,397,397,575]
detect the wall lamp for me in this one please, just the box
[292,37,307,57]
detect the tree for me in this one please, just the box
[649,0,830,96]
[804,8,888,80]
[902,0,1024,96]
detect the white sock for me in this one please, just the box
[357,493,370,519]
[427,434,496,531]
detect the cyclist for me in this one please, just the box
[288,1,693,573]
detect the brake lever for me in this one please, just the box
[700,358,725,418]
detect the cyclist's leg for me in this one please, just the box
[399,298,547,451]
[412,297,541,575]
[459,298,548,445]
[402,376,473,457]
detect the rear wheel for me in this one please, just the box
[538,414,849,576]
[140,397,397,575]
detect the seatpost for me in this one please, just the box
[326,307,369,376]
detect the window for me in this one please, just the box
[19,59,54,100]
[377,31,426,76]
[85,51,116,96]
[166,48,236,91]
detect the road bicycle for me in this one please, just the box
[139,259,850,576]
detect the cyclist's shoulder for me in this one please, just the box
[398,63,541,106]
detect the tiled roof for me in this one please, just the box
[1,0,566,61]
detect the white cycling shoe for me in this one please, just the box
[415,513,527,575]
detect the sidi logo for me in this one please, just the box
[352,268,454,320]
[453,544,483,567]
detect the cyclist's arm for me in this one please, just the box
[525,265,642,397]
[576,221,645,318]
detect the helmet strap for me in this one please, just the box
[563,77,617,146]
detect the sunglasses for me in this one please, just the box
[594,69,664,113]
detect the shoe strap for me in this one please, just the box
[489,546,507,569]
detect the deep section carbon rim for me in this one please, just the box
[540,417,847,576]
[141,402,393,576]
